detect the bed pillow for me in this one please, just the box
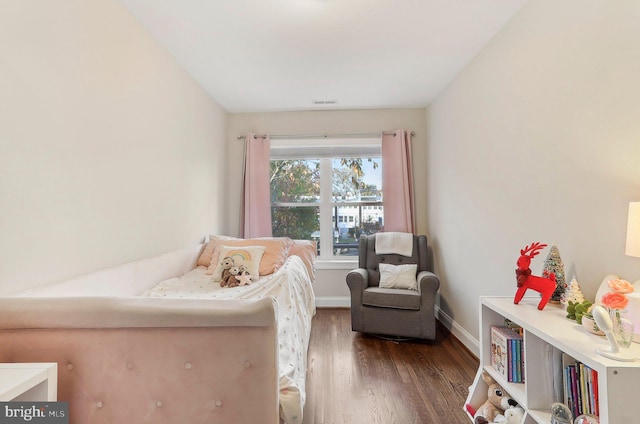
[378,263,418,290]
[289,240,317,282]
[210,245,266,282]
[197,241,216,267]
[201,236,293,276]
[197,235,238,267]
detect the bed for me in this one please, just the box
[0,236,316,424]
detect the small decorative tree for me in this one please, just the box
[563,277,585,306]
[542,244,566,303]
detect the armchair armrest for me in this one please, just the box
[417,271,440,296]
[347,268,369,312]
[346,268,369,294]
[346,268,369,333]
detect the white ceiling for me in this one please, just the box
[117,0,527,113]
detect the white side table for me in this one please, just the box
[0,363,57,401]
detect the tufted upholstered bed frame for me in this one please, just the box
[0,245,282,424]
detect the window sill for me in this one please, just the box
[315,258,358,270]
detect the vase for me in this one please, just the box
[581,316,604,336]
[610,309,634,348]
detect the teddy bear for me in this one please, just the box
[236,264,257,281]
[473,371,518,424]
[218,256,235,287]
[226,266,241,288]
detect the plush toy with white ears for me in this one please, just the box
[503,405,525,424]
[473,371,519,424]
[476,405,524,424]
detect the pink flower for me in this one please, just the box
[601,292,630,310]
[607,278,635,294]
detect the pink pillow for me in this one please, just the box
[197,235,238,267]
[199,236,294,276]
[289,240,317,282]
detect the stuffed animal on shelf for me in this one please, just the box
[219,256,235,287]
[226,266,241,288]
[503,405,525,424]
[475,405,525,424]
[513,242,556,310]
[473,371,518,424]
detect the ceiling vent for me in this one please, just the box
[312,100,337,105]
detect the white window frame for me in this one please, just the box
[270,138,382,260]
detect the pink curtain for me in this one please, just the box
[241,133,272,238]
[381,129,415,234]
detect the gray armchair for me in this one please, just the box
[346,234,440,340]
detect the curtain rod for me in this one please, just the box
[237,131,415,140]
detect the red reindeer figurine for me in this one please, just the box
[514,242,556,310]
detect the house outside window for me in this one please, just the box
[269,138,383,258]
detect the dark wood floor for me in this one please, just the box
[303,308,479,424]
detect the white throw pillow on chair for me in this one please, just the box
[378,263,418,290]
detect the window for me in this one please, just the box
[269,138,383,258]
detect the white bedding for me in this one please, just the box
[142,254,316,424]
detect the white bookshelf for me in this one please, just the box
[0,363,57,401]
[464,296,640,424]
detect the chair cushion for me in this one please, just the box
[379,263,418,290]
[360,234,430,287]
[362,287,421,310]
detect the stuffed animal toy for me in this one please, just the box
[504,406,524,424]
[503,405,524,424]
[226,266,241,288]
[473,371,518,424]
[237,270,253,286]
[218,256,235,287]
[474,405,524,424]
[237,264,257,281]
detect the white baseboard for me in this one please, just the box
[435,305,479,358]
[315,296,350,308]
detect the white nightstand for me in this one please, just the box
[0,363,57,401]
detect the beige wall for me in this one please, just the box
[6,0,638,345]
[0,0,227,294]
[426,0,640,347]
[227,109,427,299]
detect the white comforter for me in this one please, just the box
[142,255,316,424]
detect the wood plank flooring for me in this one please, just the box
[303,308,479,424]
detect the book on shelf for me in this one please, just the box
[561,353,599,418]
[490,326,524,382]
[513,331,524,383]
[504,318,523,336]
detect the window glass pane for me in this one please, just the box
[333,204,358,256]
[271,206,320,241]
[333,205,383,256]
[361,205,383,235]
[331,157,381,202]
[270,159,320,203]
[269,151,383,259]
[331,157,383,256]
